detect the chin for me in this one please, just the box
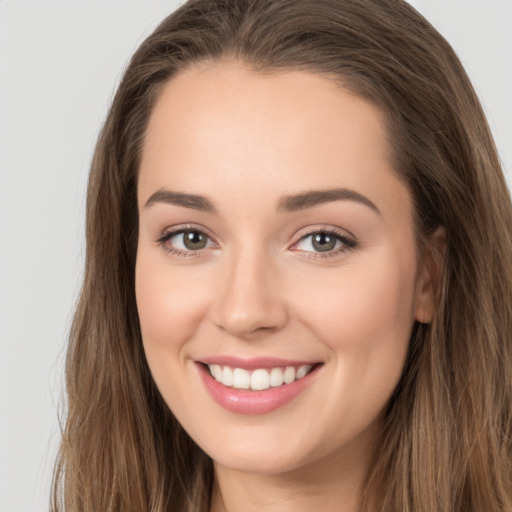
[210,443,314,476]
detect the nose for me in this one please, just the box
[211,249,289,339]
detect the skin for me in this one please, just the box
[136,61,438,512]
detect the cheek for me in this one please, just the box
[293,250,418,437]
[300,250,416,345]
[293,247,418,407]
[135,249,207,369]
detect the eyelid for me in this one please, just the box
[156,223,356,259]
[289,225,357,256]
[156,223,218,257]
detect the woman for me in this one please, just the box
[52,0,512,510]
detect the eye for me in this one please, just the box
[157,228,216,256]
[292,229,356,255]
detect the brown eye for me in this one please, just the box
[159,228,215,255]
[292,229,357,256]
[182,230,208,250]
[311,233,337,252]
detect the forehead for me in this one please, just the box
[142,62,390,168]
[138,61,411,226]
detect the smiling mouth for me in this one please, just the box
[204,363,318,391]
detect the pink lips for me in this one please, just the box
[196,356,321,415]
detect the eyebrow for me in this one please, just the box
[143,187,379,214]
[144,189,216,212]
[278,188,380,214]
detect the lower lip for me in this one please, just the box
[196,363,320,415]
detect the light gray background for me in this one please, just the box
[0,1,511,511]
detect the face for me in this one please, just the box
[136,62,435,476]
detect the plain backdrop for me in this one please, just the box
[0,1,511,511]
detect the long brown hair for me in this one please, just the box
[52,1,512,510]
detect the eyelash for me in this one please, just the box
[291,227,357,259]
[156,224,217,258]
[156,225,357,259]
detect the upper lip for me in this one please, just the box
[197,356,320,370]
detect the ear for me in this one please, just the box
[414,226,446,324]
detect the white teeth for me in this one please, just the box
[251,369,270,391]
[222,366,233,387]
[269,367,284,387]
[211,364,222,382]
[207,364,313,390]
[232,368,250,389]
[296,365,309,379]
[283,366,295,384]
